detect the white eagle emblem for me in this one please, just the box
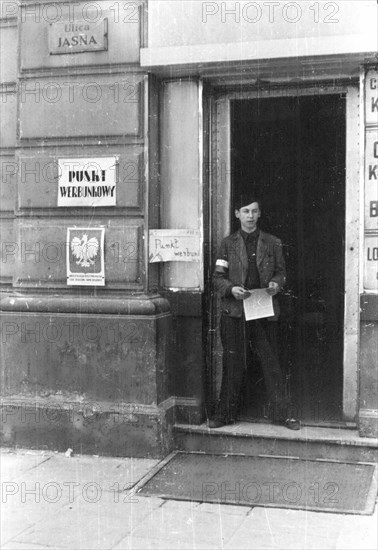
[71,234,99,267]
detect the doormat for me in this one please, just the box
[136,452,377,515]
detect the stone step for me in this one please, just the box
[173,422,378,463]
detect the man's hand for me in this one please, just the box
[231,286,251,300]
[266,281,279,296]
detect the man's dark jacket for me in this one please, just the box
[213,229,286,320]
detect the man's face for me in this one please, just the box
[235,202,261,233]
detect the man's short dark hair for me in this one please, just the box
[234,192,262,211]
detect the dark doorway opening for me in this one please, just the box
[231,94,346,425]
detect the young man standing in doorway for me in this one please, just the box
[209,194,300,430]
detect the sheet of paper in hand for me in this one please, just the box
[243,289,274,321]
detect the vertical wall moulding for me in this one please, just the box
[158,79,205,424]
[160,79,203,290]
[343,86,360,422]
[0,15,18,286]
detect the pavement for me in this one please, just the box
[1,447,377,550]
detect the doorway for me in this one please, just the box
[209,93,347,425]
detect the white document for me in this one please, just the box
[243,289,274,321]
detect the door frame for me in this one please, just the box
[207,83,361,423]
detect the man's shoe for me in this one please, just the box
[283,418,301,430]
[272,417,301,430]
[208,418,233,429]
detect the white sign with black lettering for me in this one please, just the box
[58,158,117,207]
[365,131,378,231]
[49,19,108,55]
[364,235,378,291]
[365,69,378,126]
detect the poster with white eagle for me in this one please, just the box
[66,227,105,286]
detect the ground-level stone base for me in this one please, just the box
[359,409,378,439]
[0,397,174,458]
[0,292,175,457]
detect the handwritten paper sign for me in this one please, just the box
[58,158,117,207]
[149,229,201,262]
[243,289,274,321]
[67,227,105,286]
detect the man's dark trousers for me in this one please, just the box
[217,314,288,423]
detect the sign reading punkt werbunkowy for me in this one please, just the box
[49,19,108,55]
[58,158,117,207]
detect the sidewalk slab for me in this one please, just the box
[127,499,248,548]
[0,543,59,550]
[11,512,139,550]
[224,508,341,550]
[224,507,378,550]
[112,536,200,550]
[170,500,253,517]
[0,449,53,481]
[112,535,215,550]
[1,449,161,549]
[12,452,159,493]
[4,492,166,550]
